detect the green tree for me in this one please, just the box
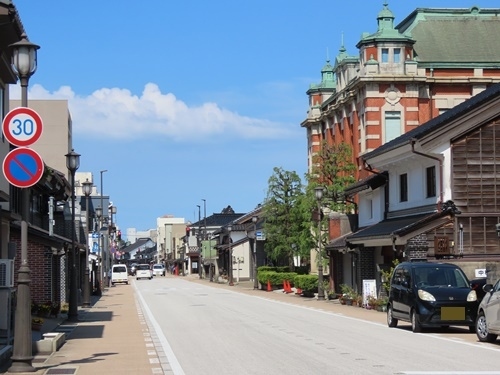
[305,141,357,289]
[262,167,311,269]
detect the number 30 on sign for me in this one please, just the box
[2,107,43,147]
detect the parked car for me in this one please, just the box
[387,261,478,333]
[152,264,165,277]
[135,264,152,280]
[111,264,128,286]
[475,280,500,342]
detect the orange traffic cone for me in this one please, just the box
[296,287,302,295]
[282,280,287,293]
[267,280,272,292]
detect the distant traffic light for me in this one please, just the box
[117,230,121,241]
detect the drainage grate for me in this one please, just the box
[45,368,77,374]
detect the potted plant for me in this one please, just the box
[31,317,44,331]
[376,296,388,312]
[340,284,356,306]
[366,295,377,310]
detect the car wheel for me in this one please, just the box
[476,310,498,342]
[411,309,422,333]
[387,305,398,328]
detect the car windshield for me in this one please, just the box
[414,266,469,287]
[113,266,126,273]
[153,265,163,269]
[137,265,150,270]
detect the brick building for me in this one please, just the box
[301,4,500,294]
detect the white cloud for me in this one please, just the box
[9,83,297,142]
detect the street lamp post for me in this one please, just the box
[66,150,81,321]
[8,33,39,374]
[99,170,107,289]
[82,179,93,308]
[228,225,233,286]
[109,204,117,265]
[252,215,258,289]
[197,204,202,279]
[315,186,325,300]
[94,206,102,296]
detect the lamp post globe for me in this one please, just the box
[314,186,324,300]
[7,33,39,374]
[65,150,80,322]
[82,178,93,308]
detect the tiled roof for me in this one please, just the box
[399,8,500,64]
[121,238,153,254]
[344,172,388,196]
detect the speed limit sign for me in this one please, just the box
[2,107,43,147]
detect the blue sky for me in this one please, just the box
[11,1,499,239]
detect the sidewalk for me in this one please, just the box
[0,275,387,375]
[0,283,167,375]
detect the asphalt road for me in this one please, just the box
[134,276,500,375]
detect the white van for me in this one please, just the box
[111,264,128,285]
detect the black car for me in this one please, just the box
[387,261,478,333]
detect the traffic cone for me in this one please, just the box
[296,287,302,295]
[284,280,292,293]
[267,280,272,292]
[282,280,287,293]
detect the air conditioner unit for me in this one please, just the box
[0,260,14,288]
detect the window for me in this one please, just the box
[384,111,401,142]
[400,173,408,202]
[382,48,389,63]
[426,166,436,198]
[394,48,401,63]
[368,199,373,219]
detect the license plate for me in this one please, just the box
[441,306,465,320]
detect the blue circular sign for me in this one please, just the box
[2,147,44,188]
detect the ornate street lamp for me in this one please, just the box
[228,225,233,286]
[82,179,93,307]
[8,33,40,374]
[252,215,259,289]
[315,186,325,300]
[66,150,80,322]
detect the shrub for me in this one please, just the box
[293,275,318,293]
[258,271,297,288]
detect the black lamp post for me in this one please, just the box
[109,204,117,265]
[228,225,233,286]
[252,216,258,289]
[315,186,325,300]
[66,150,80,322]
[82,178,93,308]
[8,33,39,374]
[94,206,102,296]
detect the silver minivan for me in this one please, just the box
[476,280,500,342]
